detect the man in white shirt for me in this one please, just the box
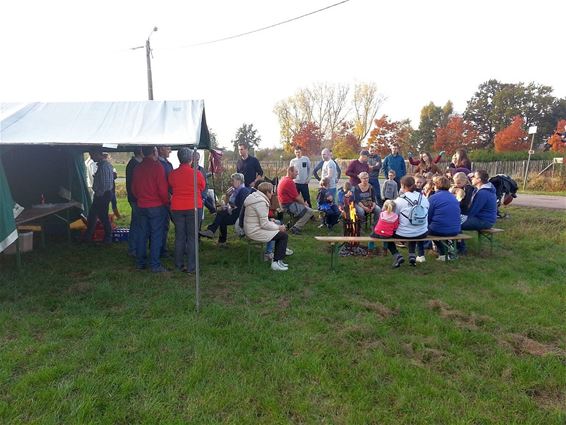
[289,146,312,207]
[321,148,337,200]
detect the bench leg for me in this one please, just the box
[330,243,336,271]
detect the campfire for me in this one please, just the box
[339,202,368,256]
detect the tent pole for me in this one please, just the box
[193,146,200,313]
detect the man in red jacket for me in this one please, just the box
[277,166,315,235]
[132,146,170,272]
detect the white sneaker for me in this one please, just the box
[264,252,274,262]
[271,260,288,271]
[436,255,447,262]
[285,248,294,256]
[416,255,426,263]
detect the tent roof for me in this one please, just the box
[0,101,210,149]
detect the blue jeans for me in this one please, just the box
[172,209,199,272]
[461,216,492,231]
[128,201,140,255]
[327,188,337,202]
[460,217,492,253]
[369,178,382,204]
[137,205,168,270]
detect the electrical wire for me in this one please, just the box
[167,0,351,49]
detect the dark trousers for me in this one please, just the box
[369,178,382,205]
[270,231,289,261]
[295,183,311,207]
[208,209,238,243]
[429,230,458,255]
[84,191,112,242]
[172,209,200,272]
[137,205,167,270]
[161,208,171,256]
[386,231,428,256]
[128,201,140,255]
[460,217,493,253]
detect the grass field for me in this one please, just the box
[1,202,565,424]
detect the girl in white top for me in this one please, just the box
[385,175,430,268]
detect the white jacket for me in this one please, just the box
[243,191,280,242]
[394,191,430,237]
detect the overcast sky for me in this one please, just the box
[1,0,564,150]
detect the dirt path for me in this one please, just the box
[509,194,566,210]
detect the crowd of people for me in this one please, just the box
[83,142,498,272]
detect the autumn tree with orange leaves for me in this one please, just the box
[331,122,360,158]
[434,115,478,155]
[367,115,413,156]
[545,119,566,153]
[291,122,323,157]
[494,115,528,152]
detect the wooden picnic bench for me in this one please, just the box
[472,228,504,254]
[314,234,473,270]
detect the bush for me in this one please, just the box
[525,174,566,192]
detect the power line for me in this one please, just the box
[168,0,351,49]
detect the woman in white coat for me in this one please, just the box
[243,182,290,271]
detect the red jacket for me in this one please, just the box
[168,164,206,210]
[373,211,399,237]
[277,176,299,205]
[132,158,169,208]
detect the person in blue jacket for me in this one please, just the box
[426,175,462,262]
[459,169,497,255]
[382,144,406,186]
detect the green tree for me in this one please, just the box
[410,101,453,152]
[464,80,560,148]
[231,123,262,153]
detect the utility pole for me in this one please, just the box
[132,26,158,100]
[146,38,154,100]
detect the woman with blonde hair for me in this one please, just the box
[243,182,291,271]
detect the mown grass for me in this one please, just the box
[1,202,565,424]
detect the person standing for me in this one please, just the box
[168,148,206,273]
[132,146,170,273]
[83,149,114,244]
[313,149,341,184]
[367,144,382,205]
[320,148,338,200]
[157,146,173,257]
[125,147,143,257]
[289,146,312,207]
[382,144,406,186]
[236,143,263,187]
[345,150,370,186]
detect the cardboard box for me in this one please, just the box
[4,232,34,255]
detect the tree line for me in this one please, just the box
[222,79,565,159]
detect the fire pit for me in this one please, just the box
[339,202,368,256]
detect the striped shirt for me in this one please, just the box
[92,160,114,196]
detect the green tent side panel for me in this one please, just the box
[0,159,17,253]
[71,151,91,216]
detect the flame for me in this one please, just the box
[349,201,357,222]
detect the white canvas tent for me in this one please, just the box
[1,100,209,309]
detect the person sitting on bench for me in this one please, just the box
[277,166,315,235]
[459,169,497,255]
[199,173,251,246]
[427,176,462,262]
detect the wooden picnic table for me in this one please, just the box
[14,201,83,269]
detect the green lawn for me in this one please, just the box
[1,203,565,424]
